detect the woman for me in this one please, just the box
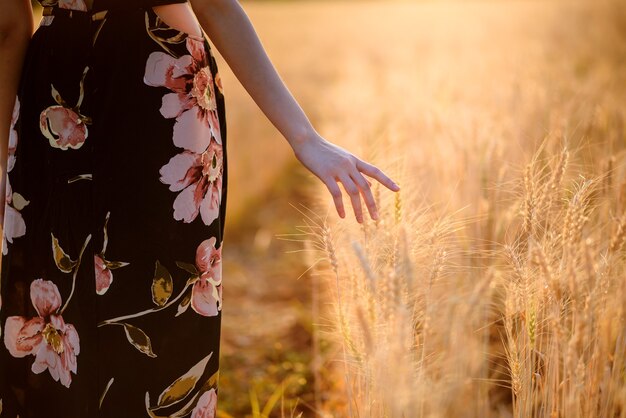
[0,0,399,416]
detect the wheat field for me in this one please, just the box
[20,0,626,416]
[294,0,626,416]
[219,0,626,416]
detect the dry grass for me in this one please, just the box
[282,0,626,416]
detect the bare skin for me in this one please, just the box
[0,0,33,233]
[0,0,400,229]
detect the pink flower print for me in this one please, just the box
[40,69,91,150]
[40,106,88,150]
[144,37,222,153]
[94,212,130,295]
[3,279,80,388]
[94,254,129,295]
[159,139,223,226]
[94,254,113,295]
[191,388,217,418]
[191,237,222,317]
[7,96,19,172]
[2,97,28,256]
[58,0,87,11]
[2,205,27,256]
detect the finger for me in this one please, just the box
[356,159,400,191]
[338,173,364,223]
[324,178,345,218]
[350,169,378,220]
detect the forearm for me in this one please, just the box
[193,0,318,148]
[0,10,33,200]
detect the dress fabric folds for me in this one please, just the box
[0,0,228,416]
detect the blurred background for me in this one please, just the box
[28,0,626,416]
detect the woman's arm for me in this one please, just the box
[190,0,400,223]
[0,0,33,224]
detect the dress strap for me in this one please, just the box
[91,0,188,13]
[39,0,190,14]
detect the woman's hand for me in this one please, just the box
[292,132,400,223]
[190,0,399,219]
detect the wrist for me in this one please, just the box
[287,125,319,150]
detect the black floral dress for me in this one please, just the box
[0,0,227,416]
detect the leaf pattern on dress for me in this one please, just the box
[152,260,174,307]
[122,323,157,358]
[51,233,78,273]
[145,352,218,418]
